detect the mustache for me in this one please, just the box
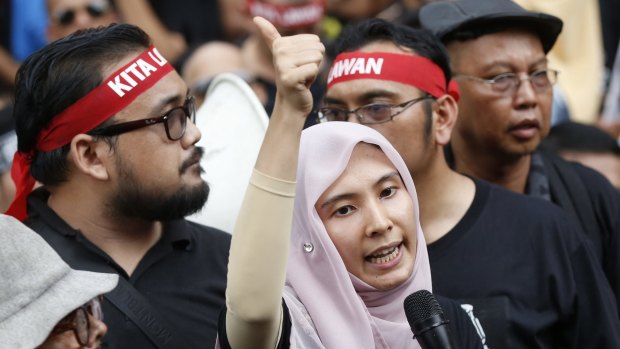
[180,147,204,173]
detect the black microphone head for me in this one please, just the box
[404,289,443,326]
[404,290,456,349]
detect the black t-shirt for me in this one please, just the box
[217,295,484,348]
[25,188,231,349]
[545,156,620,304]
[428,179,620,349]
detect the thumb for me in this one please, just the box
[253,16,281,49]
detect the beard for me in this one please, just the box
[110,148,210,221]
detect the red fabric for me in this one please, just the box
[326,51,460,101]
[247,0,324,29]
[5,46,174,221]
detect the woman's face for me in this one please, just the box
[315,143,417,290]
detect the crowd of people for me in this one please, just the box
[1,0,620,348]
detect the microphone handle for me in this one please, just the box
[416,322,458,349]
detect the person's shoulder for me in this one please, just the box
[477,178,567,216]
[183,219,232,255]
[543,154,620,221]
[542,151,618,196]
[476,178,585,244]
[436,294,464,316]
[177,220,231,272]
[185,219,231,240]
[567,160,618,192]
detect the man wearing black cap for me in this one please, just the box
[420,0,620,310]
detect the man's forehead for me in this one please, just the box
[326,79,416,103]
[119,73,187,118]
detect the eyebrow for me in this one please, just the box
[319,170,400,209]
[480,57,549,72]
[323,90,400,107]
[150,89,190,115]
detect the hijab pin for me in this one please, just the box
[303,242,314,253]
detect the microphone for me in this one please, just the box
[404,290,457,349]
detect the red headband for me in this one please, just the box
[248,0,324,29]
[327,51,460,101]
[6,46,174,221]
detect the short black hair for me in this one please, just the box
[13,23,151,186]
[334,18,452,89]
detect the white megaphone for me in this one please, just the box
[186,73,269,233]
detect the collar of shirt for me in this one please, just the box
[25,187,194,279]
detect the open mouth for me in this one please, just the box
[366,243,401,264]
[509,119,540,139]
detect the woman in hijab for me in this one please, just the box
[218,122,483,349]
[215,16,481,349]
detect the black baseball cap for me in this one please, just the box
[419,0,563,53]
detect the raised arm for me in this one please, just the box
[223,17,324,349]
[0,46,19,86]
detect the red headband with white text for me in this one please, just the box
[6,46,174,221]
[327,51,460,101]
[247,0,324,29]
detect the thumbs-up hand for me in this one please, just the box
[253,16,324,118]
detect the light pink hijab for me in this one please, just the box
[284,121,432,348]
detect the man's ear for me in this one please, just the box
[433,94,459,146]
[69,134,112,181]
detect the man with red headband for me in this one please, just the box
[6,23,232,348]
[320,18,620,348]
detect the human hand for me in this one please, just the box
[253,16,324,117]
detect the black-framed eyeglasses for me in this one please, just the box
[54,1,110,26]
[318,95,434,125]
[89,96,196,141]
[454,68,559,95]
[50,296,104,346]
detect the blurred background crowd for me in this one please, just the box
[2,1,620,348]
[0,0,619,212]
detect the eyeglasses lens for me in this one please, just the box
[167,109,186,140]
[166,98,195,140]
[491,70,556,94]
[359,105,390,124]
[532,71,554,89]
